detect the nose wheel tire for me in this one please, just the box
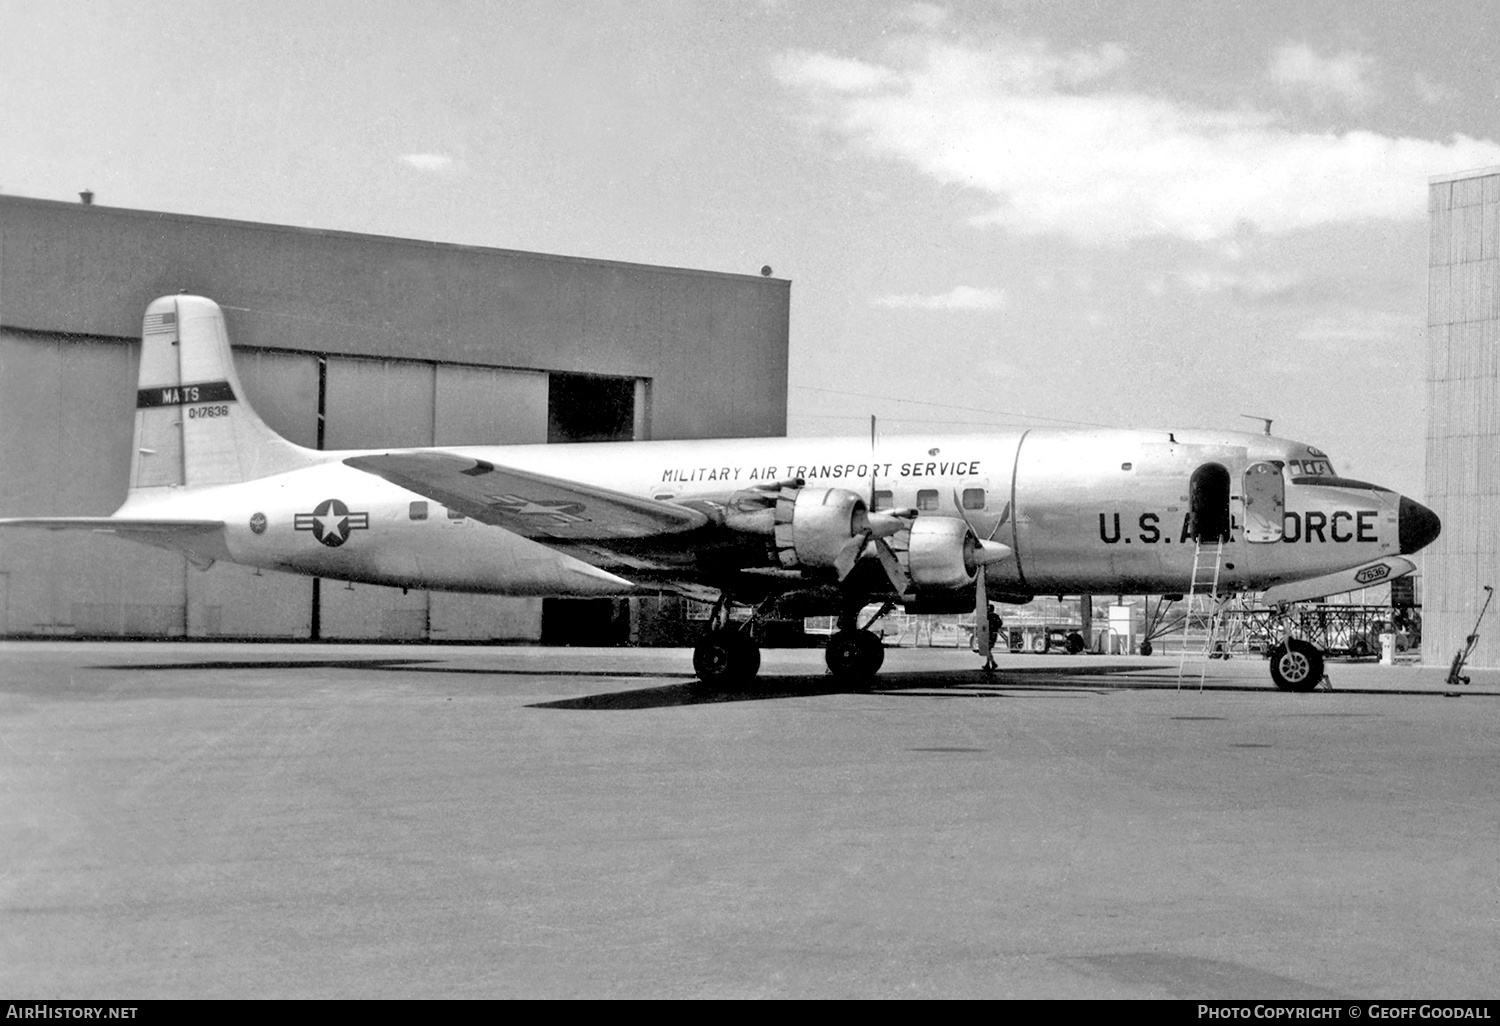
[693,633,761,685]
[826,629,885,681]
[1268,639,1324,692]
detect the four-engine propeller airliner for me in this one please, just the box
[0,295,1441,691]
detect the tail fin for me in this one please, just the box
[130,295,322,491]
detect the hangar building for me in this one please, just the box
[0,195,790,642]
[1426,167,1500,668]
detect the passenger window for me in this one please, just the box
[408,501,428,520]
[446,507,465,520]
[961,488,985,510]
[873,490,894,511]
[916,489,939,511]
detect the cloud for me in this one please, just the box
[1268,43,1376,107]
[770,52,894,93]
[1176,268,1306,298]
[1296,309,1411,347]
[873,285,1007,309]
[773,36,1500,246]
[400,153,458,172]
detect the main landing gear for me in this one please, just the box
[691,594,762,686]
[692,630,761,685]
[823,602,892,683]
[689,595,893,687]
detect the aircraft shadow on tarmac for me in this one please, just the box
[528,665,1144,710]
[91,658,447,672]
[92,658,699,681]
[87,657,1278,710]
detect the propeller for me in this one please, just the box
[954,492,1015,667]
[834,507,916,594]
[970,536,1013,665]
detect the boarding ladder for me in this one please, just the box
[1177,538,1225,690]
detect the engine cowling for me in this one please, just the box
[773,487,869,569]
[906,516,980,591]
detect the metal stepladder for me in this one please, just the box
[1177,538,1226,690]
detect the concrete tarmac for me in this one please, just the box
[1,641,1496,999]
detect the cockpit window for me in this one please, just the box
[1289,475,1385,491]
[1286,458,1335,477]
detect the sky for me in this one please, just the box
[5,0,1500,500]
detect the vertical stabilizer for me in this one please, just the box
[129,295,321,492]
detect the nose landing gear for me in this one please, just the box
[1267,638,1325,692]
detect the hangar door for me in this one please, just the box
[317,357,554,641]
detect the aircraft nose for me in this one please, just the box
[1398,496,1441,555]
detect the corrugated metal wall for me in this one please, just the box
[1425,169,1500,668]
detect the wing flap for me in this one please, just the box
[344,452,709,540]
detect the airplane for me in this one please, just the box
[0,295,1442,692]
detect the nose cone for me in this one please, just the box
[1398,496,1441,555]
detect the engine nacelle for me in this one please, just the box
[773,487,869,569]
[906,517,979,591]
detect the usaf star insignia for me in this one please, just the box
[294,498,370,547]
[484,493,591,524]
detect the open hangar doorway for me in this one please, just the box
[541,372,650,646]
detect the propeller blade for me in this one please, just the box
[990,500,1011,541]
[952,491,1011,542]
[833,532,869,581]
[871,538,911,595]
[976,559,993,663]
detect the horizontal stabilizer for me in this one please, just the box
[0,517,224,534]
[0,518,229,569]
[344,452,710,540]
[1258,557,1416,607]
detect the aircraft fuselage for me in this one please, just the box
[117,426,1431,603]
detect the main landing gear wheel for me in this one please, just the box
[825,629,884,681]
[692,633,761,685]
[1268,639,1324,693]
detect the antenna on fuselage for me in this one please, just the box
[1240,414,1274,436]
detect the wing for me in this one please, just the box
[343,452,710,541]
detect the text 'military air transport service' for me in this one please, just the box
[0,296,1441,691]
